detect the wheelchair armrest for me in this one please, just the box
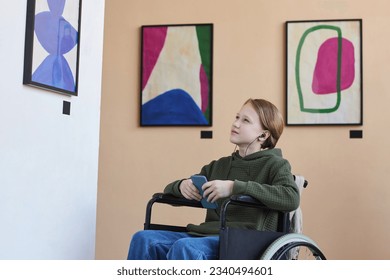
[150,193,203,208]
[228,194,268,208]
[144,193,203,230]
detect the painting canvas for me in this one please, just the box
[23,0,82,96]
[140,24,213,126]
[286,19,362,125]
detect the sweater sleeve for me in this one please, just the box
[232,158,300,212]
[163,179,185,197]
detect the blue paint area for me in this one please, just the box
[32,54,74,91]
[32,0,78,91]
[142,89,208,125]
[34,13,78,54]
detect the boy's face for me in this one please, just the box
[230,103,264,147]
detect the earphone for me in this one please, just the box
[258,132,266,140]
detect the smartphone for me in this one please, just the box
[190,175,218,209]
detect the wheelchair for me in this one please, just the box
[143,175,326,260]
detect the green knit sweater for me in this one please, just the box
[164,148,300,235]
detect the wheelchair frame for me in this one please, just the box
[143,176,326,260]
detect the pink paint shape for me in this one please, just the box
[312,37,355,94]
[142,27,168,90]
[199,64,209,112]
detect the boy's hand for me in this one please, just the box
[179,179,202,201]
[202,180,234,202]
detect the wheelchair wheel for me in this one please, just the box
[260,233,326,260]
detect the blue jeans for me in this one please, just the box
[127,230,219,260]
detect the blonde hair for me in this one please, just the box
[244,98,284,149]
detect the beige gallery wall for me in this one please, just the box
[96,0,390,259]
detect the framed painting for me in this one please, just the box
[140,23,213,126]
[23,0,82,96]
[286,19,362,125]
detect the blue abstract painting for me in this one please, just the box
[23,0,82,95]
[140,24,213,126]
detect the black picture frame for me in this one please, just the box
[140,23,213,127]
[23,0,82,96]
[286,19,363,126]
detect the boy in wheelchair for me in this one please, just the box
[127,98,299,260]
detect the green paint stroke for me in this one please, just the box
[196,25,212,83]
[295,25,342,113]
